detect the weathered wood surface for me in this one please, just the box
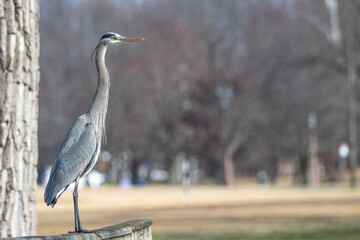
[0,0,40,237]
[10,219,153,240]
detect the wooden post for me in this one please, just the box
[12,219,153,240]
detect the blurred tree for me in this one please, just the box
[38,0,360,186]
[0,0,39,237]
[343,0,359,188]
[299,0,360,186]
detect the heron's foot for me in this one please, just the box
[69,228,102,238]
[78,228,91,233]
[68,227,90,234]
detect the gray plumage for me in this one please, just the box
[44,115,99,207]
[44,32,144,232]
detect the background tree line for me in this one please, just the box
[39,0,360,185]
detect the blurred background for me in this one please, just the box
[37,0,360,239]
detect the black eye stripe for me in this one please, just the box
[101,33,115,39]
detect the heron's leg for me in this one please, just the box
[70,177,102,237]
[73,176,81,232]
[73,175,89,232]
[72,176,91,233]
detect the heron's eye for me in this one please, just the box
[111,36,115,40]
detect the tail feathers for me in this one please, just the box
[48,199,57,208]
[44,181,69,208]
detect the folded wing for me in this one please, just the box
[44,114,98,207]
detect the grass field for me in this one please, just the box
[37,184,360,239]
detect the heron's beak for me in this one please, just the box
[118,36,145,43]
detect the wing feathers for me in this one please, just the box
[44,115,98,206]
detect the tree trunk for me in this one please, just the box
[347,50,358,188]
[345,1,358,188]
[309,130,320,187]
[223,132,243,186]
[0,0,40,237]
[320,0,357,188]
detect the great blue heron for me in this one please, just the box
[44,32,144,233]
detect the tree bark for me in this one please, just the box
[0,0,40,237]
[223,132,243,186]
[347,49,358,188]
[309,130,320,187]
[345,1,358,188]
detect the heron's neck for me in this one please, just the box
[88,43,109,141]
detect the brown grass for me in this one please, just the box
[37,185,360,236]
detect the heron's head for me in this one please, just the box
[100,32,144,46]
